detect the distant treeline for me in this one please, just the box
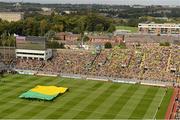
[0,2,180,18]
[0,13,115,36]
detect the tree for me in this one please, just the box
[95,24,104,31]
[85,14,113,32]
[118,43,127,49]
[24,17,34,35]
[7,34,15,59]
[7,34,11,60]
[59,43,65,49]
[1,32,7,60]
[108,24,116,32]
[104,42,112,49]
[51,24,64,32]
[40,19,48,36]
[83,35,89,42]
[0,13,117,36]
[45,30,56,40]
[127,19,139,27]
[47,41,65,49]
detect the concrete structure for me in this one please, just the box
[15,49,52,60]
[138,23,180,35]
[0,12,23,22]
[15,36,52,60]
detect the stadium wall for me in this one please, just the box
[12,68,176,87]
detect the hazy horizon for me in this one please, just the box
[0,0,179,6]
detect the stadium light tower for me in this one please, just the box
[14,0,23,10]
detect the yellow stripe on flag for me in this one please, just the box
[31,85,68,96]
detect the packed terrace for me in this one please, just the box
[15,45,180,82]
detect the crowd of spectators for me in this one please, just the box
[16,58,44,71]
[142,47,173,81]
[170,46,180,72]
[15,45,180,82]
[125,34,178,44]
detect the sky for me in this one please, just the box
[0,0,179,6]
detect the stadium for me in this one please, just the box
[0,35,180,119]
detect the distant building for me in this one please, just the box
[56,32,124,47]
[0,12,23,22]
[56,32,66,40]
[138,23,180,35]
[41,7,52,12]
[131,5,146,8]
[88,34,124,46]
[65,34,81,41]
[38,7,54,16]
[56,32,81,41]
[15,36,52,60]
[63,11,77,14]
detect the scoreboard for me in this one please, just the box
[16,36,46,50]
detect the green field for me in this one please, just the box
[116,26,138,33]
[0,74,173,119]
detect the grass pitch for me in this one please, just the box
[116,25,138,33]
[0,74,173,119]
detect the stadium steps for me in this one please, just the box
[102,57,109,65]
[106,50,115,66]
[89,50,102,68]
[138,52,146,79]
[37,62,45,71]
[125,53,133,68]
[140,52,145,69]
[166,49,172,72]
[178,66,180,82]
[84,50,102,74]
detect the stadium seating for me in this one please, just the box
[15,45,180,82]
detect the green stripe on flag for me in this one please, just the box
[19,91,56,101]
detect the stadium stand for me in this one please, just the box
[15,44,180,83]
[125,34,178,44]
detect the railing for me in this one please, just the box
[13,68,179,87]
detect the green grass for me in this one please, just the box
[0,74,173,119]
[156,88,174,119]
[116,25,138,33]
